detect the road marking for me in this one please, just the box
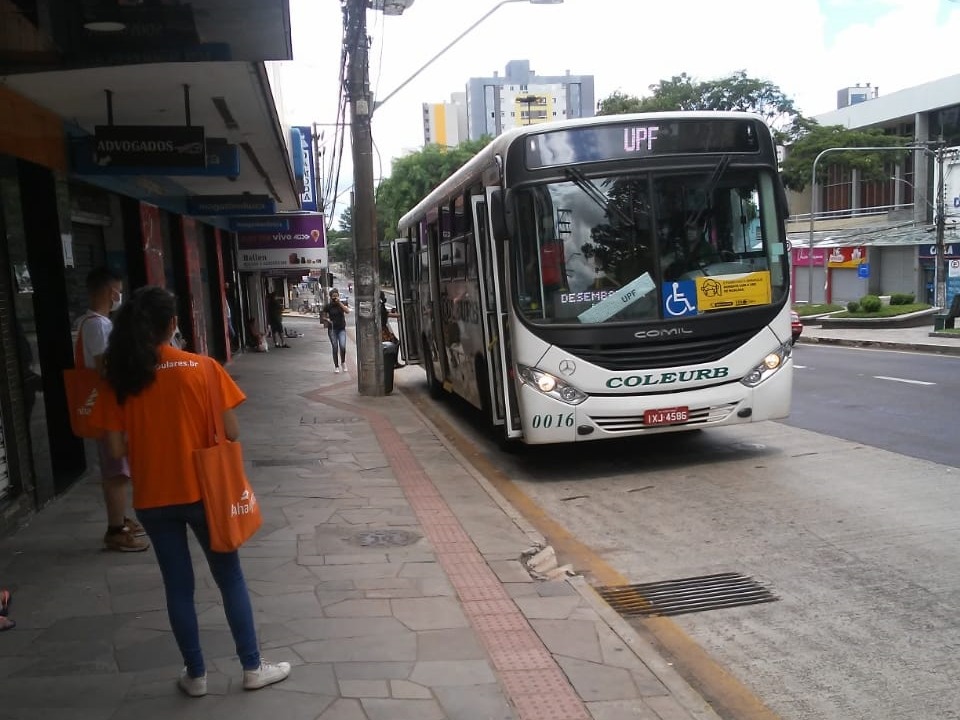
[407,390,783,720]
[793,364,807,369]
[873,375,935,386]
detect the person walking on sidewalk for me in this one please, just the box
[78,266,149,552]
[267,294,289,349]
[379,291,405,368]
[96,286,290,697]
[321,288,350,373]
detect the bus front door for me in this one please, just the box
[473,194,520,437]
[390,238,420,365]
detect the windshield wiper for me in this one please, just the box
[688,154,731,228]
[564,167,636,229]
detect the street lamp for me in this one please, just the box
[374,0,564,112]
[887,176,935,213]
[805,145,929,306]
[347,0,562,396]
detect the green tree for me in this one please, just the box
[598,70,802,143]
[326,229,353,274]
[779,120,909,191]
[375,137,492,240]
[337,205,353,235]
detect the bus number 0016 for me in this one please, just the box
[531,413,575,429]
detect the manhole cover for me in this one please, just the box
[598,572,777,617]
[350,529,421,547]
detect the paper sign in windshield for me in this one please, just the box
[696,271,771,311]
[578,273,656,324]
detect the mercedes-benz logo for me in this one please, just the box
[558,359,576,376]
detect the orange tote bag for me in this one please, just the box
[63,319,105,439]
[194,357,262,552]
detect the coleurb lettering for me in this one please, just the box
[606,366,729,389]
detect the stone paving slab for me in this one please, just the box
[0,318,721,720]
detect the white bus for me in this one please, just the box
[391,112,793,444]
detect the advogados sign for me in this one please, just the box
[94,125,206,168]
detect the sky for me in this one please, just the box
[274,0,960,224]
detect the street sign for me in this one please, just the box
[73,137,238,177]
[858,263,870,279]
[94,125,206,168]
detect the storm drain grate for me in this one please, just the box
[349,529,421,547]
[598,572,777,617]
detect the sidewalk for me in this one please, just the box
[0,316,719,720]
[797,321,960,355]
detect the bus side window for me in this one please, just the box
[466,234,478,280]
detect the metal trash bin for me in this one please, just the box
[382,341,399,394]
[934,313,952,331]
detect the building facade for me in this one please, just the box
[788,74,960,307]
[0,1,301,533]
[464,60,595,140]
[422,93,469,147]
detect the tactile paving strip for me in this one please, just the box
[357,412,591,720]
[470,612,531,634]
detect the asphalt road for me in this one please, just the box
[785,344,960,468]
[397,355,960,720]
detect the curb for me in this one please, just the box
[397,385,731,720]
[567,576,723,720]
[797,336,960,356]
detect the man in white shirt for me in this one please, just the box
[79,267,149,552]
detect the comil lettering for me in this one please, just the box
[623,125,658,153]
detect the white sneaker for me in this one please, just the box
[178,668,207,697]
[243,660,291,690]
[334,366,340,374]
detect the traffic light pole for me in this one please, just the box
[345,0,384,395]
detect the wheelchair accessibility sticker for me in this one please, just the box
[663,281,698,317]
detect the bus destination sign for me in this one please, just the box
[524,119,761,170]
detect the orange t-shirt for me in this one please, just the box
[95,345,246,509]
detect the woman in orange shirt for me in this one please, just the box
[98,286,290,697]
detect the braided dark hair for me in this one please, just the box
[104,286,177,404]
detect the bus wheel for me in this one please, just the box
[423,337,444,399]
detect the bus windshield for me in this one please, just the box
[512,168,788,325]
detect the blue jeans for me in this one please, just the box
[136,502,260,677]
[328,327,347,367]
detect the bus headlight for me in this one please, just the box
[740,342,792,388]
[517,365,588,405]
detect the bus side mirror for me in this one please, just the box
[490,188,515,241]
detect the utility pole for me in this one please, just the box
[345,0,384,395]
[934,144,947,310]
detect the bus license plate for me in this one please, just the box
[644,407,689,426]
